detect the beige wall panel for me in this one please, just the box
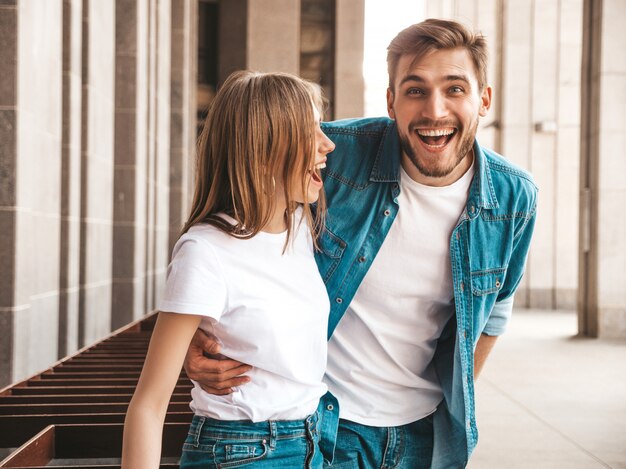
[597,131,626,191]
[143,0,157,312]
[153,0,172,307]
[527,133,556,308]
[426,0,455,19]
[456,1,476,25]
[0,4,16,335]
[12,0,63,381]
[133,0,149,321]
[12,293,60,379]
[532,0,559,118]
[554,128,580,309]
[247,0,299,73]
[599,0,626,73]
[527,0,559,308]
[80,0,115,346]
[59,0,83,357]
[500,126,530,169]
[335,0,365,119]
[596,190,626,307]
[596,40,626,328]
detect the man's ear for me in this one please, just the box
[479,86,492,117]
[387,88,395,120]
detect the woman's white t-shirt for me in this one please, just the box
[157,211,330,422]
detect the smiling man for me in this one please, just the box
[183,19,538,469]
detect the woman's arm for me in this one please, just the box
[122,312,202,469]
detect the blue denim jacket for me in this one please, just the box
[316,117,537,468]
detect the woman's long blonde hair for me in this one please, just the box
[182,71,326,248]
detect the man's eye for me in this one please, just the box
[449,86,464,93]
[407,88,424,96]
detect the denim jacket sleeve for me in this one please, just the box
[482,192,538,336]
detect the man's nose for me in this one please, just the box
[422,92,448,121]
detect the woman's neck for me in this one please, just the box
[262,200,288,233]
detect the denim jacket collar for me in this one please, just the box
[369,121,401,183]
[370,120,499,211]
[468,141,499,211]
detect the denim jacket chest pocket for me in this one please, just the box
[316,228,347,284]
[471,268,506,296]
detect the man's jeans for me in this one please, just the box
[327,415,434,469]
[180,413,322,468]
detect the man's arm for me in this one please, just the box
[184,328,252,395]
[473,333,498,379]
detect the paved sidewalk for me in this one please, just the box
[469,309,626,469]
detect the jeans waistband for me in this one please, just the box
[188,412,319,442]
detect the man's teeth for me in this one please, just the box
[314,162,326,170]
[416,128,455,137]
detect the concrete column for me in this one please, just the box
[144,0,157,313]
[0,0,63,386]
[79,0,115,346]
[579,0,626,338]
[169,0,197,254]
[58,0,83,357]
[555,0,583,310]
[111,0,149,330]
[152,0,172,308]
[0,1,19,385]
[334,0,365,119]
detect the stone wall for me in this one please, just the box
[0,0,197,387]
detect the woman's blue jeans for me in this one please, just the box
[180,412,322,468]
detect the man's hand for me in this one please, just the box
[474,333,498,379]
[183,328,252,395]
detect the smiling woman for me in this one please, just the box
[121,71,336,469]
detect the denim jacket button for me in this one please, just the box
[326,404,334,411]
[470,205,475,214]
[336,297,343,304]
[384,209,391,216]
[358,256,366,263]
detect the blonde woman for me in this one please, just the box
[122,71,335,469]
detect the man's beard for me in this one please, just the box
[398,118,478,178]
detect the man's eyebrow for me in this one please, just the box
[398,74,471,86]
[399,75,425,86]
[445,74,471,85]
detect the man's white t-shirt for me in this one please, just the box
[158,210,330,422]
[324,162,475,426]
